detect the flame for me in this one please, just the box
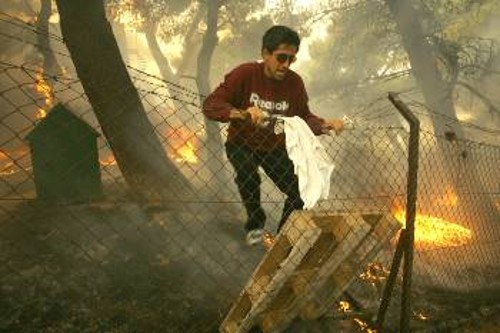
[262,231,275,250]
[0,161,15,176]
[391,196,472,249]
[353,318,377,333]
[338,301,351,313]
[414,311,429,320]
[435,185,458,206]
[34,69,54,119]
[336,300,377,332]
[359,262,389,286]
[167,128,199,164]
[172,140,198,164]
[0,149,29,177]
[99,155,117,166]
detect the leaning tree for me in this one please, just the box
[55,0,192,202]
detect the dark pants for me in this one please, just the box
[225,141,304,232]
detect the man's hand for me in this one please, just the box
[246,106,268,126]
[321,119,344,135]
[229,106,268,126]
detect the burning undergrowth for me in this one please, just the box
[391,192,473,251]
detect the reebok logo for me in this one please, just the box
[249,93,289,113]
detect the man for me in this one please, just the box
[203,25,344,245]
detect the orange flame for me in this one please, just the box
[172,140,198,164]
[0,161,16,177]
[353,318,377,333]
[336,301,377,332]
[414,311,429,320]
[359,262,389,286]
[262,231,276,250]
[435,185,458,206]
[0,149,32,177]
[167,128,199,164]
[391,195,472,249]
[34,69,54,119]
[338,301,351,313]
[99,155,117,166]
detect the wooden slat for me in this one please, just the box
[268,213,371,332]
[219,211,398,333]
[299,213,400,320]
[220,211,322,333]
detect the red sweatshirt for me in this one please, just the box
[203,62,325,151]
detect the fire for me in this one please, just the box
[0,149,29,177]
[359,262,389,286]
[99,155,117,166]
[262,231,275,250]
[338,301,351,313]
[0,161,16,177]
[353,318,377,333]
[435,185,458,206]
[414,311,429,320]
[167,128,199,164]
[172,140,198,164]
[336,299,377,332]
[34,69,54,119]
[391,195,472,249]
[0,162,16,176]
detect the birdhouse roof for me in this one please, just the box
[26,103,100,141]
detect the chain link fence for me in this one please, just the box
[1,18,500,333]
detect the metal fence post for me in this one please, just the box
[376,92,420,332]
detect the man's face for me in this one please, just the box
[262,43,298,80]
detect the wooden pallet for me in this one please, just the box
[261,213,399,332]
[219,210,380,333]
[299,213,400,321]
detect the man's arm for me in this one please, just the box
[209,103,267,126]
[203,67,268,126]
[202,82,238,123]
[321,119,345,135]
[203,64,264,124]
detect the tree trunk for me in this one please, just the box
[196,0,226,190]
[385,0,499,233]
[143,12,202,119]
[144,23,176,81]
[144,22,190,124]
[385,0,460,137]
[36,0,60,79]
[55,0,191,202]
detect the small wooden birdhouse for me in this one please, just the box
[26,104,103,202]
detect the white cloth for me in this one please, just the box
[281,116,334,209]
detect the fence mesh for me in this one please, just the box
[1,16,500,333]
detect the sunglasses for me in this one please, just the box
[274,53,297,64]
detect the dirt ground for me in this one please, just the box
[1,196,499,333]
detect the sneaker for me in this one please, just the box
[246,229,264,246]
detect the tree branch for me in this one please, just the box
[456,80,499,114]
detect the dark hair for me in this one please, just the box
[262,25,300,53]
